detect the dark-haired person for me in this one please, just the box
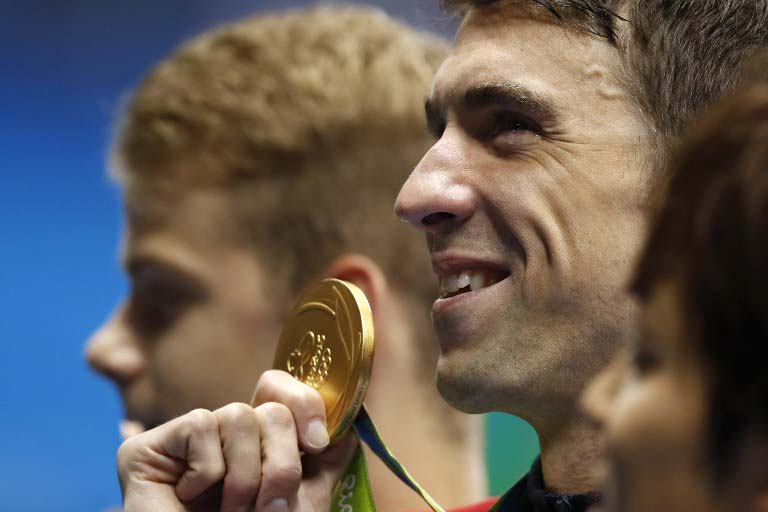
[583,84,768,512]
[393,1,768,509]
[115,1,768,511]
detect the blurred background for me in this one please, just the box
[0,1,539,510]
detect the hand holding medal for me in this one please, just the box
[273,279,445,512]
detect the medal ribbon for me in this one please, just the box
[331,405,446,512]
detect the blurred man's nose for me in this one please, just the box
[395,135,476,234]
[85,304,144,385]
[581,353,628,429]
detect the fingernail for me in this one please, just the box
[305,419,329,449]
[264,498,288,512]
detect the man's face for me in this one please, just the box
[395,5,650,419]
[85,187,288,435]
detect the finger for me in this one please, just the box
[162,409,226,502]
[252,370,329,453]
[117,429,185,492]
[214,403,262,512]
[253,402,303,512]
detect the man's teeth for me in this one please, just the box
[439,270,501,298]
[456,271,471,289]
[470,272,486,291]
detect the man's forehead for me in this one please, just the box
[431,3,618,110]
[431,48,552,106]
[124,188,234,233]
[120,188,241,266]
[455,0,559,36]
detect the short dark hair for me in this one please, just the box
[442,0,619,39]
[442,0,768,170]
[633,84,768,474]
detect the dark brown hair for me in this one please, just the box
[442,0,768,169]
[634,85,768,471]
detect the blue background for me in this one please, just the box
[0,2,539,510]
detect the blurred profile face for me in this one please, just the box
[583,278,768,512]
[395,4,649,417]
[582,279,718,512]
[85,186,289,435]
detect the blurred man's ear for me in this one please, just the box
[321,254,389,312]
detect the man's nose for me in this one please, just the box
[581,353,628,428]
[395,138,476,233]
[84,304,145,385]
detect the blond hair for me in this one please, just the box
[112,6,447,306]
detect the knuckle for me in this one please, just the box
[116,436,155,479]
[224,475,260,501]
[262,461,302,493]
[116,437,139,467]
[219,402,257,428]
[259,370,288,391]
[261,369,286,382]
[255,370,290,399]
[257,402,294,429]
[185,408,218,435]
[292,387,324,413]
[199,458,226,482]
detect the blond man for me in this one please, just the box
[87,7,487,511]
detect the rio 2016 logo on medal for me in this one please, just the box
[274,279,374,444]
[286,331,332,389]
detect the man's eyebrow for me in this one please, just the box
[462,83,558,121]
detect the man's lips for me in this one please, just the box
[431,254,510,300]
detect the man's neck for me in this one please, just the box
[537,411,602,495]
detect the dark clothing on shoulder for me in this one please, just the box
[492,457,601,512]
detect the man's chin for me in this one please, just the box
[435,363,496,414]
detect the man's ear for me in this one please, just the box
[321,254,388,312]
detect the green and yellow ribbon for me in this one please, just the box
[330,406,445,512]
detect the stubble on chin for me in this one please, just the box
[434,352,502,414]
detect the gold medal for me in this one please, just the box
[273,278,374,443]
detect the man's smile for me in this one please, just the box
[431,253,511,317]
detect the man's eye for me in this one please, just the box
[127,291,180,337]
[632,347,660,375]
[491,111,539,138]
[126,263,206,337]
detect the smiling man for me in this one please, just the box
[396,0,650,494]
[114,1,768,511]
[394,5,648,508]
[394,0,768,505]
[393,0,768,508]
